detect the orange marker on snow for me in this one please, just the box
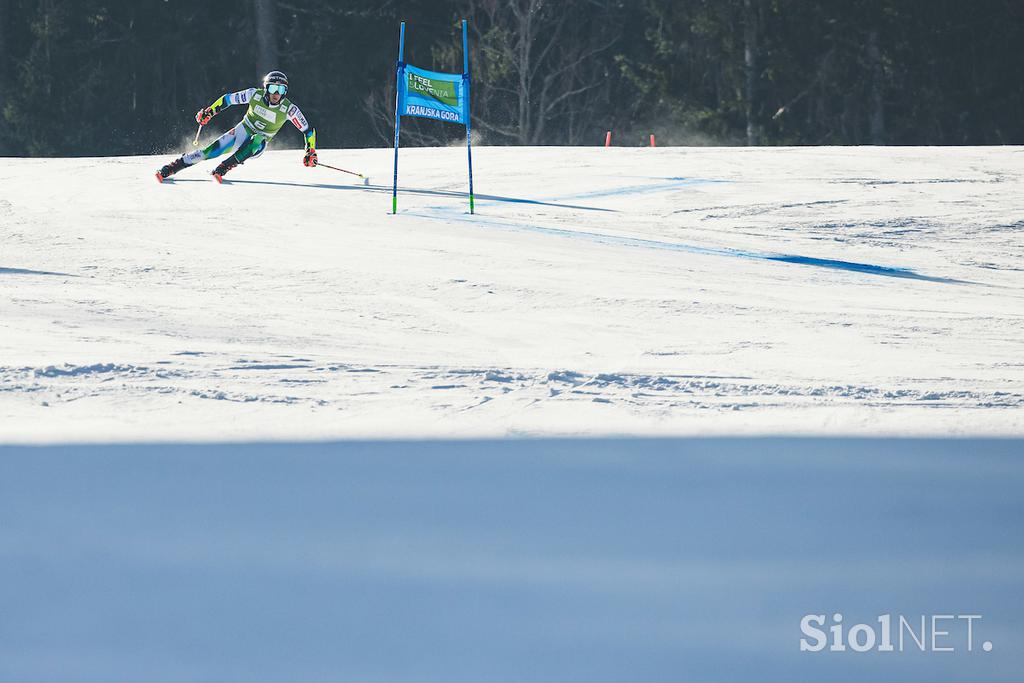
[605,131,612,147]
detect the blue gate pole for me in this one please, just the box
[463,19,474,215]
[392,22,406,215]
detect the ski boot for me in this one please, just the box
[156,156,186,183]
[212,156,240,184]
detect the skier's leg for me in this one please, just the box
[158,123,249,181]
[183,122,249,165]
[212,136,267,181]
[245,138,269,161]
[235,137,268,164]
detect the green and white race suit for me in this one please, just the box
[183,87,317,166]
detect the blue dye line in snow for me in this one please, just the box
[761,255,955,281]
[0,266,76,277]
[407,210,965,284]
[550,177,729,201]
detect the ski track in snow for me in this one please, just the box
[1,146,1023,440]
[4,359,1021,414]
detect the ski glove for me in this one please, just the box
[303,149,318,167]
[195,108,215,125]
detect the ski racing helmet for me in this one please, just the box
[263,71,289,97]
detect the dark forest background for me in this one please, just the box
[0,0,1022,156]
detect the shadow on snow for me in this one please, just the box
[0,266,76,277]
[410,211,971,285]
[216,178,617,213]
[167,177,965,284]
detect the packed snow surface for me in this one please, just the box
[1,145,1023,440]
[2,146,1023,682]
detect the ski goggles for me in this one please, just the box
[267,84,288,95]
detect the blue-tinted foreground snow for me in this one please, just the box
[2,438,1021,682]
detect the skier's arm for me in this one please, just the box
[288,104,318,166]
[196,88,257,124]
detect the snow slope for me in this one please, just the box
[1,145,1023,440]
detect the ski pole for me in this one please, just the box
[318,162,369,185]
[192,124,203,146]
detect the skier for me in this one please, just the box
[156,71,317,183]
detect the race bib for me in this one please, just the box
[253,104,276,123]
